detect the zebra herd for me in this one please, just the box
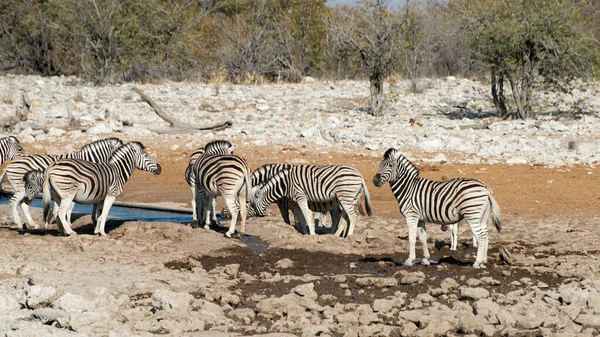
[1,136,501,268]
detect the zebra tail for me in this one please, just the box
[363,179,372,216]
[244,170,253,204]
[42,170,52,223]
[0,169,5,192]
[490,194,501,232]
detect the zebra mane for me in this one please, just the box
[383,148,397,160]
[396,154,420,178]
[1,136,19,145]
[109,142,145,162]
[78,137,123,153]
[260,168,290,193]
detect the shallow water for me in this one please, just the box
[0,196,194,224]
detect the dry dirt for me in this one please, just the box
[1,143,599,336]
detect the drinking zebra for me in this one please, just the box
[0,136,26,166]
[221,163,331,231]
[184,140,235,226]
[42,141,161,236]
[251,164,372,237]
[2,137,123,229]
[192,153,251,237]
[372,148,501,268]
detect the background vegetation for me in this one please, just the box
[1,0,599,117]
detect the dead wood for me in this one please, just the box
[132,86,232,133]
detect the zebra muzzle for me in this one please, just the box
[153,164,162,175]
[372,174,383,187]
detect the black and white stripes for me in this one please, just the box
[192,151,252,237]
[0,136,25,166]
[4,137,123,229]
[251,164,372,237]
[372,148,501,268]
[42,141,161,236]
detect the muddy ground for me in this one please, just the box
[0,144,599,336]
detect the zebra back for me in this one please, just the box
[69,137,123,162]
[185,140,235,186]
[251,163,293,186]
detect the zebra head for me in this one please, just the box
[252,168,290,217]
[0,136,26,165]
[23,169,44,204]
[373,148,419,187]
[204,140,235,155]
[129,142,162,175]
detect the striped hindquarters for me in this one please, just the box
[194,154,251,197]
[46,159,115,203]
[4,155,58,191]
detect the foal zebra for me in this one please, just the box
[42,142,161,236]
[184,140,235,226]
[193,153,251,237]
[0,136,26,166]
[251,164,372,237]
[2,137,123,229]
[372,148,501,268]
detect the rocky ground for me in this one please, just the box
[0,75,599,336]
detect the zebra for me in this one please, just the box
[372,148,501,268]
[251,164,372,237]
[221,163,336,233]
[42,141,161,236]
[2,137,123,229]
[0,136,26,166]
[193,153,252,238]
[184,140,235,227]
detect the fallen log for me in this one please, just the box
[132,86,232,134]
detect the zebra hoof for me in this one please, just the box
[422,258,430,266]
[472,262,486,269]
[191,220,199,229]
[204,225,211,230]
[225,231,233,238]
[28,224,40,230]
[403,259,414,267]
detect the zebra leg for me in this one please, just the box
[9,191,24,229]
[404,215,419,266]
[296,199,315,235]
[190,183,197,224]
[223,196,240,238]
[277,201,291,225]
[95,196,115,236]
[466,206,490,268]
[418,220,430,265]
[92,202,103,226]
[193,187,203,228]
[450,223,458,250]
[204,195,214,229]
[20,201,40,229]
[210,197,218,225]
[291,207,308,234]
[330,209,343,236]
[472,232,478,248]
[238,192,247,235]
[57,197,77,236]
[340,202,358,237]
[66,202,75,225]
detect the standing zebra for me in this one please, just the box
[0,136,26,166]
[193,153,251,237]
[372,148,501,268]
[42,141,161,236]
[2,137,123,229]
[184,140,235,226]
[251,164,372,237]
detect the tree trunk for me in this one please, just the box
[491,67,508,118]
[370,75,384,116]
